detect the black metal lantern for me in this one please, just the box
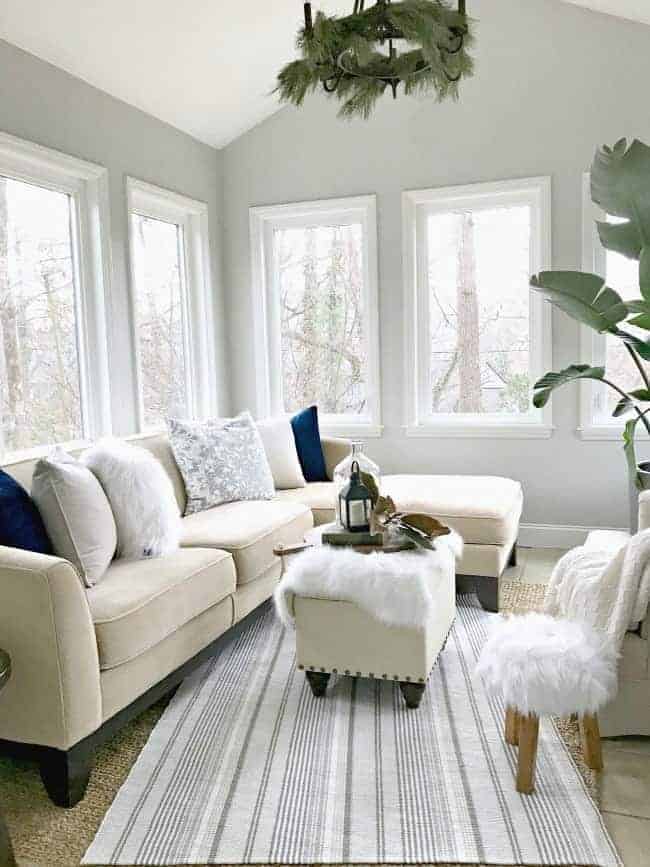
[339,460,372,533]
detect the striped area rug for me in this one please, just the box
[83,597,621,866]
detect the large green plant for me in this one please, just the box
[531,139,650,488]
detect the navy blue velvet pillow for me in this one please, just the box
[291,406,329,483]
[0,469,52,554]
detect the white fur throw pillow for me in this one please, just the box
[256,417,306,490]
[83,439,181,561]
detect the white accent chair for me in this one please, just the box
[578,491,650,737]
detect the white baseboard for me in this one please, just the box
[519,522,629,549]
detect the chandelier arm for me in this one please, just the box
[322,70,344,92]
[444,32,465,55]
[442,65,462,83]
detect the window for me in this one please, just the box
[403,177,552,437]
[249,196,381,436]
[127,178,214,431]
[580,174,646,437]
[0,132,111,459]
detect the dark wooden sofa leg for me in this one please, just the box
[306,670,330,697]
[508,542,518,568]
[476,576,499,613]
[40,743,94,808]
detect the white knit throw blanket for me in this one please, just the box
[544,529,650,650]
[274,532,463,630]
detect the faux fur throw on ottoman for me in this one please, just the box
[274,531,462,630]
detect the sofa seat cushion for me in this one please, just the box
[382,475,523,546]
[88,548,235,670]
[181,501,313,585]
[274,483,336,526]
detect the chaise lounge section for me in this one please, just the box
[0,432,521,807]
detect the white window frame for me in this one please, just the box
[579,172,643,441]
[402,176,553,439]
[249,195,382,437]
[0,131,112,460]
[126,177,216,432]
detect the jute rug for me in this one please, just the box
[81,592,620,867]
[0,582,609,867]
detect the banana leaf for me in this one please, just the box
[533,365,605,409]
[624,417,642,490]
[530,272,626,332]
[591,139,650,297]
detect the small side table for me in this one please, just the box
[0,650,16,867]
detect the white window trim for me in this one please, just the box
[126,177,216,433]
[0,131,112,460]
[249,194,382,437]
[402,176,553,439]
[578,172,642,441]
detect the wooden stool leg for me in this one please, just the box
[516,714,540,794]
[505,707,520,746]
[579,713,603,771]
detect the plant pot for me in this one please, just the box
[630,461,650,533]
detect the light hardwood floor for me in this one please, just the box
[506,547,650,867]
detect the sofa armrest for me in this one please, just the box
[0,546,102,750]
[640,491,650,532]
[321,437,352,481]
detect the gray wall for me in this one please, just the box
[0,38,229,433]
[223,0,650,532]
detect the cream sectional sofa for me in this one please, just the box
[0,432,521,807]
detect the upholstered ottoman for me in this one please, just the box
[287,545,456,709]
[382,475,523,611]
[277,472,523,612]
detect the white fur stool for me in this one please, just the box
[477,612,618,794]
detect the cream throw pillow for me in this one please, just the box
[83,439,181,561]
[256,417,306,490]
[31,448,117,587]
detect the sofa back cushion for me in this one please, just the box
[1,433,187,515]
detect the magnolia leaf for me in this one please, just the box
[533,365,605,408]
[373,494,396,517]
[530,271,626,332]
[399,513,451,539]
[360,471,380,506]
[392,522,435,551]
[630,389,650,401]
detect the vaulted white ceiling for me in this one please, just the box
[0,1,647,149]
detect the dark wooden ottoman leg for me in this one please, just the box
[306,670,330,697]
[40,742,93,808]
[399,682,426,709]
[476,576,499,613]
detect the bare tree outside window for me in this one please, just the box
[275,223,367,415]
[428,205,532,415]
[0,175,83,453]
[131,214,189,429]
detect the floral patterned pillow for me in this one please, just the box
[168,412,275,515]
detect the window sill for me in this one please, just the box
[1,439,92,466]
[577,425,641,441]
[404,422,554,440]
[319,422,384,439]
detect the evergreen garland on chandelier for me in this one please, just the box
[276,0,474,119]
